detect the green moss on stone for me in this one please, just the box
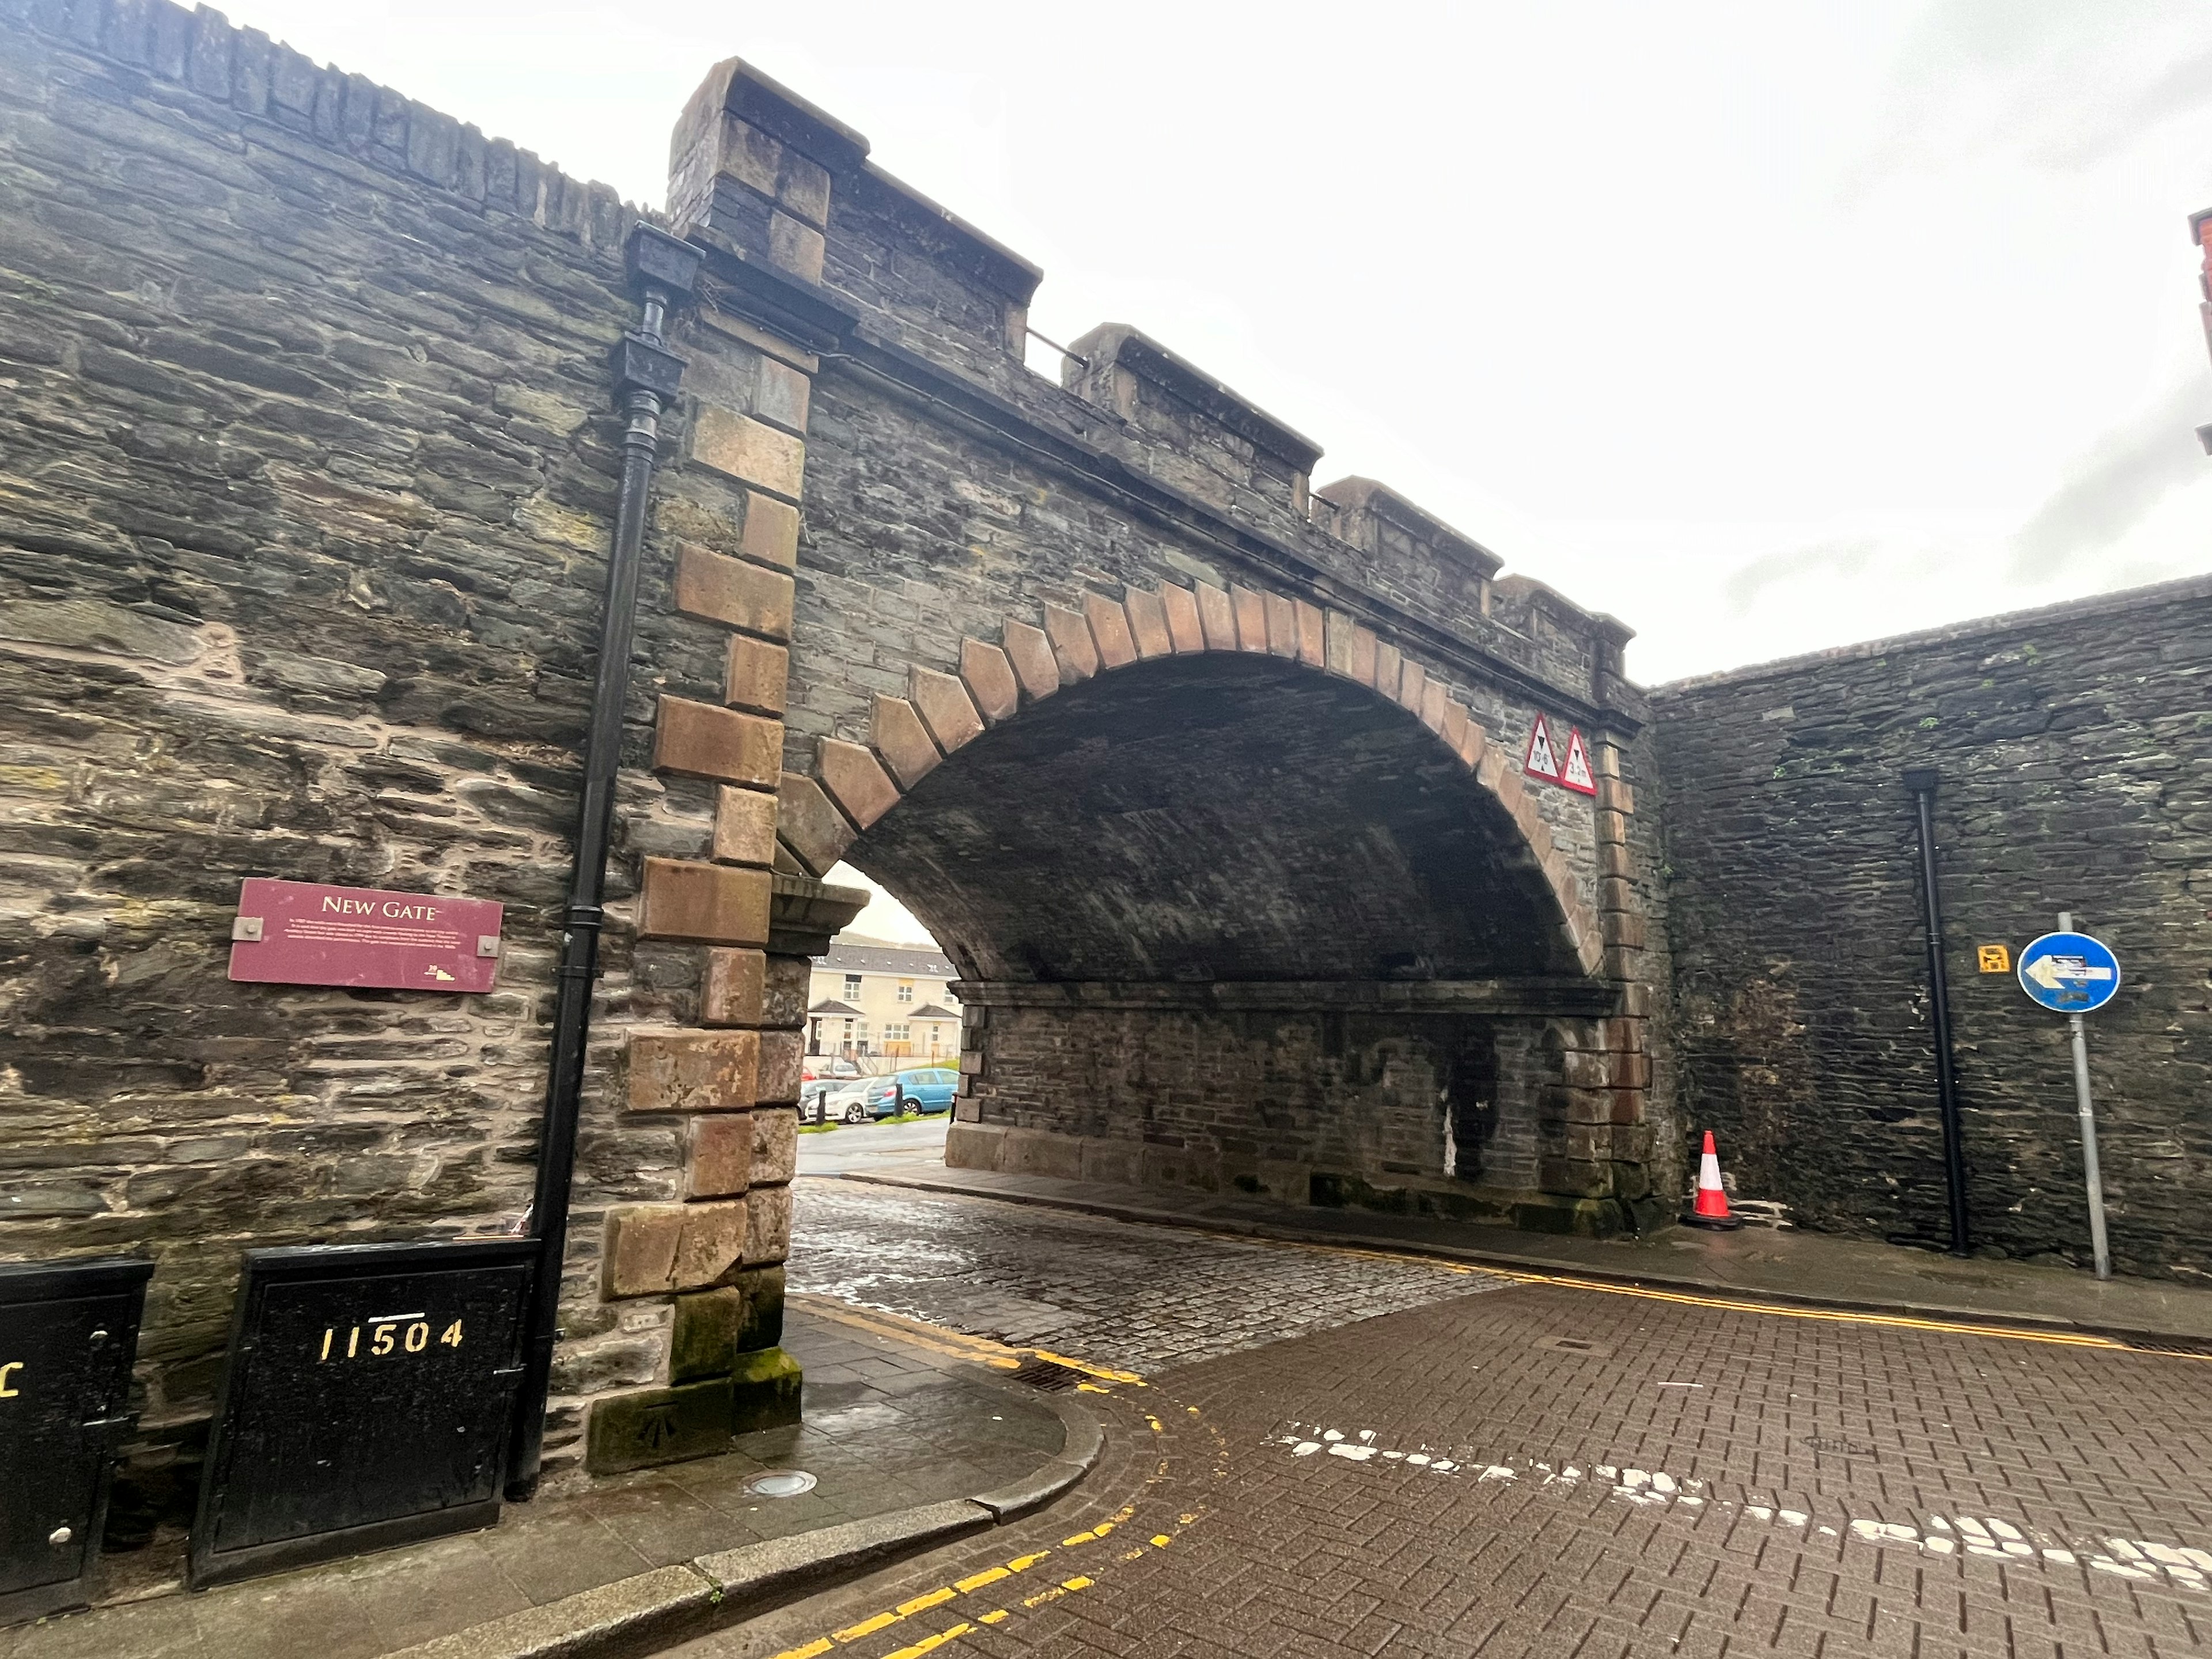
[586,1377,734,1474]
[729,1345,802,1435]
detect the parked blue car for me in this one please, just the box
[862,1068,958,1118]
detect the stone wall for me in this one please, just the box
[1651,576,2212,1279]
[0,0,1664,1554]
[0,0,812,1518]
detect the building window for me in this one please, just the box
[896,981,914,1003]
[843,974,862,999]
[886,1023,909,1043]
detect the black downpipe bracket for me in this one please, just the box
[1903,767,1971,1257]
[507,225,700,1502]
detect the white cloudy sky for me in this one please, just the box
[230,0,2212,695]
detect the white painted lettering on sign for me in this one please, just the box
[1524,714,1561,781]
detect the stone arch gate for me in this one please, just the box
[0,7,1664,1497]
[615,56,1665,1304]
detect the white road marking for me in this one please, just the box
[1271,1421,2212,1593]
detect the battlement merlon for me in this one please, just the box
[669,56,1041,350]
[1316,478,1503,588]
[1491,575,1643,721]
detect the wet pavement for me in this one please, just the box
[692,1183,2212,1659]
[787,1177,1505,1376]
[0,1308,1067,1659]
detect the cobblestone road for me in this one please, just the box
[787,1177,1504,1374]
[714,1182,2212,1659]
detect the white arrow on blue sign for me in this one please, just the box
[2016,931,2121,1013]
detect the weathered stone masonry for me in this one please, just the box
[0,0,1663,1535]
[1652,577,2212,1279]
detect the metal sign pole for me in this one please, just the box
[2056,910,2112,1281]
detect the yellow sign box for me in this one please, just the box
[1977,944,2012,974]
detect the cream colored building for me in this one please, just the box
[806,938,961,1065]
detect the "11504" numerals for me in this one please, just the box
[319,1318,463,1360]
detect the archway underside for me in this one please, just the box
[846,653,1584,987]
[825,653,1652,1238]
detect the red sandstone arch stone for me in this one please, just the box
[783,577,1609,980]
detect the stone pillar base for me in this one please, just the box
[585,1347,803,1473]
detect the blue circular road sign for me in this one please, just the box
[2017,931,2121,1013]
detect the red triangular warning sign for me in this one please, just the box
[1560,726,1598,795]
[1523,714,1562,781]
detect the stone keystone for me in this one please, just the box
[817,737,899,830]
[871,694,940,789]
[960,638,1020,722]
[910,666,984,752]
[1264,592,1297,658]
[1294,600,1325,668]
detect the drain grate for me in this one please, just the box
[2125,1336,2212,1357]
[1007,1356,1089,1393]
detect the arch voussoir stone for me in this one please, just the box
[821,582,1613,996]
[960,639,1020,722]
[910,665,984,753]
[817,737,899,831]
[1084,590,1138,669]
[1123,587,1173,658]
[870,694,940,790]
[1041,603,1099,681]
[1161,584,1205,653]
[1195,581,1237,649]
[1001,618,1060,702]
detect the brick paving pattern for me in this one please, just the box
[711,1190,2212,1659]
[789,1179,1502,1374]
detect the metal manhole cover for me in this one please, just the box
[1532,1335,1613,1358]
[1007,1357,1088,1393]
[746,1470,818,1498]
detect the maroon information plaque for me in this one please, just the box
[228,879,503,993]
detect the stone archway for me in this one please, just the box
[772,577,1654,1236]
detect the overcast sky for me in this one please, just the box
[229,0,2212,694]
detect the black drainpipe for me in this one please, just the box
[506,225,700,1501]
[1903,766,1971,1257]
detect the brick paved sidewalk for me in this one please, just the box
[0,1308,1071,1659]
[840,1164,2212,1344]
[699,1272,2212,1658]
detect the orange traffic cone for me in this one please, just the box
[1682,1130,1743,1230]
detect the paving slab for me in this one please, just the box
[0,1307,1086,1659]
[830,1164,2212,1347]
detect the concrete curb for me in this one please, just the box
[385,1392,1101,1659]
[833,1169,2212,1355]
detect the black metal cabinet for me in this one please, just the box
[0,1257,154,1626]
[190,1238,537,1588]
